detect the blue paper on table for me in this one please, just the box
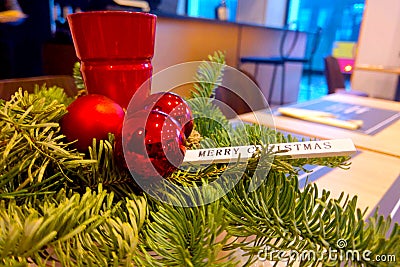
[280,99,400,135]
[368,174,400,237]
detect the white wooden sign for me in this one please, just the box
[182,139,356,165]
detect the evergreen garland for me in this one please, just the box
[0,51,398,266]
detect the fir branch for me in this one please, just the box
[0,88,138,202]
[72,62,85,91]
[70,134,142,199]
[189,99,231,142]
[33,84,75,106]
[188,51,230,140]
[191,51,226,100]
[143,183,238,267]
[0,89,94,200]
[0,185,148,266]
[223,171,400,266]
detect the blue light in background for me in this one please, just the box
[187,0,237,21]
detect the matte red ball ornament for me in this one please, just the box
[141,92,194,138]
[123,109,186,179]
[60,94,125,152]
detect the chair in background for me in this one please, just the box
[214,69,267,119]
[240,24,322,105]
[42,42,79,76]
[323,56,368,97]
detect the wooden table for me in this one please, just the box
[312,149,400,214]
[355,64,400,75]
[238,94,400,158]
[355,64,400,101]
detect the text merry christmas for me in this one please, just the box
[182,139,356,165]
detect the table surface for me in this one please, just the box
[238,94,400,158]
[355,64,400,74]
[312,149,400,214]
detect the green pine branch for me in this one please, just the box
[142,185,238,267]
[73,62,85,91]
[191,50,226,100]
[0,185,148,266]
[0,89,94,200]
[33,83,75,106]
[71,135,142,198]
[0,88,140,202]
[188,51,231,140]
[223,171,400,266]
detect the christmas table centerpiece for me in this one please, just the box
[0,52,399,266]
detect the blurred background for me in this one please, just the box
[0,0,364,79]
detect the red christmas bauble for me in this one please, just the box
[141,92,194,138]
[60,94,125,152]
[122,109,186,179]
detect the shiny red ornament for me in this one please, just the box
[60,94,125,152]
[140,92,194,138]
[122,109,186,179]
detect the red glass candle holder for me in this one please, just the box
[67,11,157,108]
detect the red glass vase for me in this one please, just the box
[67,11,157,108]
